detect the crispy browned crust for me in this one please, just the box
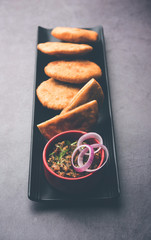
[37,42,93,55]
[44,60,102,84]
[37,100,98,140]
[61,78,104,114]
[51,27,98,43]
[36,78,80,110]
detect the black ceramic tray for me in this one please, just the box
[28,26,120,202]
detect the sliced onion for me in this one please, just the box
[71,144,94,172]
[78,143,109,172]
[77,132,103,154]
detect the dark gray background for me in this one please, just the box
[0,0,151,239]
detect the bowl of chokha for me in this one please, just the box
[43,130,108,194]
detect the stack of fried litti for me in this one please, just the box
[36,27,104,139]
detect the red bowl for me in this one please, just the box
[43,130,105,194]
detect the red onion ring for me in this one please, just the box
[78,143,109,172]
[77,132,103,154]
[71,144,94,172]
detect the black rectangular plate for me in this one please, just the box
[28,26,120,202]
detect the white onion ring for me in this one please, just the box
[71,144,94,172]
[77,132,103,154]
[78,143,109,172]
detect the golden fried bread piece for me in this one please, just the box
[37,100,98,140]
[36,78,80,110]
[51,27,98,43]
[37,42,93,55]
[61,78,104,114]
[44,60,102,84]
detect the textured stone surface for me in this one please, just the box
[0,0,151,239]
